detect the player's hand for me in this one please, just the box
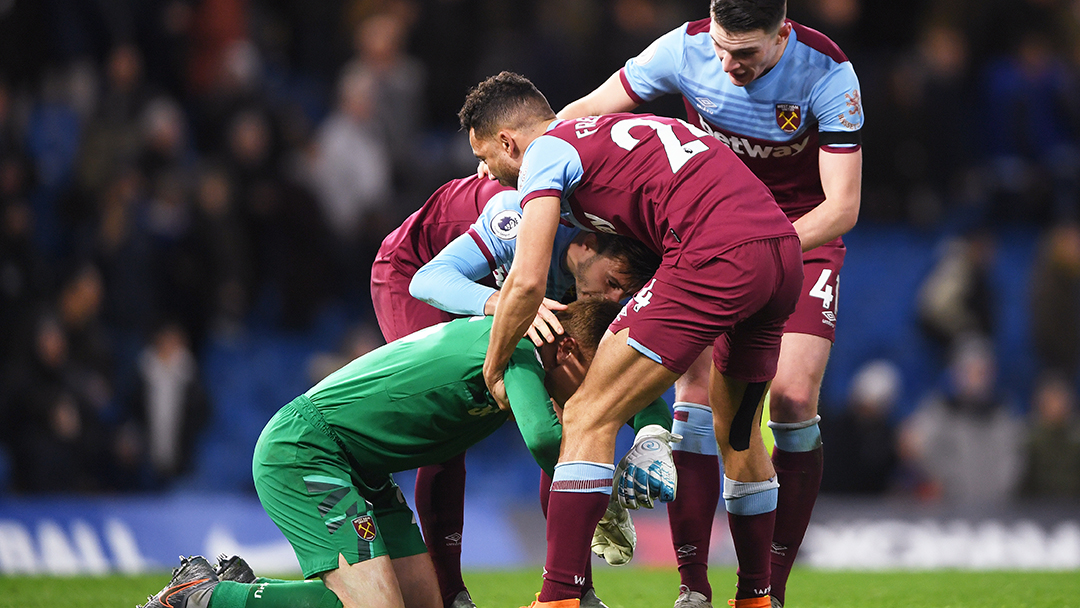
[614,424,682,509]
[591,496,636,566]
[477,161,497,180]
[483,362,510,411]
[526,298,567,346]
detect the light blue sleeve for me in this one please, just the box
[469,190,524,272]
[622,25,687,102]
[519,134,584,202]
[811,62,863,136]
[410,190,525,315]
[410,232,497,316]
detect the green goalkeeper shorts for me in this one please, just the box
[252,398,427,578]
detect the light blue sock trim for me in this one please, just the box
[671,403,717,456]
[627,337,662,364]
[769,418,822,453]
[551,461,615,494]
[722,477,779,516]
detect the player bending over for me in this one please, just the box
[140,299,630,608]
[373,177,670,608]
[462,72,802,608]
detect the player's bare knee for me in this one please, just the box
[768,385,818,422]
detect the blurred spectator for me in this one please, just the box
[57,262,114,388]
[0,163,49,362]
[190,165,253,342]
[128,322,210,486]
[981,31,1080,224]
[138,96,193,184]
[1018,373,1080,499]
[186,0,249,97]
[899,337,1023,504]
[347,11,426,189]
[227,108,334,328]
[1029,222,1080,377]
[1,313,111,493]
[820,360,902,495]
[308,64,393,311]
[77,45,151,196]
[191,38,267,154]
[861,24,979,225]
[310,65,392,244]
[94,166,156,340]
[915,232,996,352]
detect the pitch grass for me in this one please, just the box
[0,568,1077,608]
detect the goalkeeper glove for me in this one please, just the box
[591,496,636,566]
[614,424,681,509]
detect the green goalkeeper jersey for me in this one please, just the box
[303,315,561,475]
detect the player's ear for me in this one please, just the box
[581,232,599,253]
[555,335,577,365]
[777,21,792,40]
[498,130,516,156]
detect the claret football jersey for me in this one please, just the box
[517,113,795,269]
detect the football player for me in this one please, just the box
[554,1,863,606]
[139,299,634,608]
[462,72,802,608]
[374,177,670,608]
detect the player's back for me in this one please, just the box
[376,177,513,274]
[536,113,794,267]
[305,316,532,473]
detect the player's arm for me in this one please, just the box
[503,354,562,476]
[630,397,674,433]
[483,196,561,409]
[410,232,498,315]
[557,71,640,119]
[791,148,862,252]
[796,63,864,252]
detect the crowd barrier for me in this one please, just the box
[1,492,1076,575]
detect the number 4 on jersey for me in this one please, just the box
[809,269,834,309]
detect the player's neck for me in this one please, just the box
[517,118,558,151]
[760,32,789,78]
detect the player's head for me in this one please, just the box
[540,297,623,406]
[709,0,791,87]
[570,233,660,302]
[459,71,556,188]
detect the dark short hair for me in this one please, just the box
[593,233,660,294]
[555,298,622,359]
[710,0,786,34]
[459,71,556,139]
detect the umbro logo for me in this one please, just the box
[677,544,697,558]
[771,542,787,556]
[445,533,462,547]
[822,311,836,327]
[695,97,717,110]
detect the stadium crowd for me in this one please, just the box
[0,0,1078,500]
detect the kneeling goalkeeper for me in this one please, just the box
[140,298,656,608]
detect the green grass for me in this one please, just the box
[0,568,1077,608]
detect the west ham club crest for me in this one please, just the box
[775,103,801,134]
[352,515,378,541]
